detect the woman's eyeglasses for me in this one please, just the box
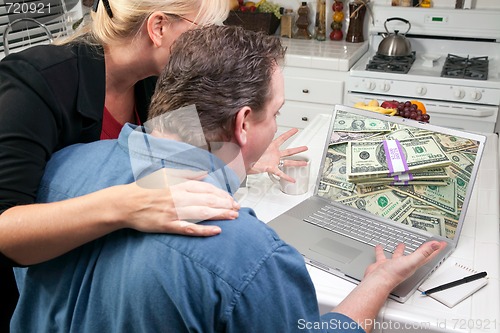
[164,13,199,26]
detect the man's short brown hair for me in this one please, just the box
[147,25,285,146]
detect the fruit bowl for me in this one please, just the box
[224,11,280,35]
[354,99,430,123]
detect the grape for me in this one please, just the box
[389,100,430,122]
[258,2,282,18]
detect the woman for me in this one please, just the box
[0,0,306,325]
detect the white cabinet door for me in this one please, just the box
[278,100,333,129]
[283,67,348,105]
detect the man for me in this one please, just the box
[12,26,445,333]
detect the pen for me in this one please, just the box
[421,271,487,295]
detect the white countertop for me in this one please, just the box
[238,114,500,333]
[281,38,369,71]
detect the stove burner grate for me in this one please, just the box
[441,54,488,80]
[365,52,416,74]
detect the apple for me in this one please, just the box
[248,5,257,12]
[381,100,399,109]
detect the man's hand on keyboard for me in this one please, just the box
[364,241,447,290]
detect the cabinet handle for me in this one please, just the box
[301,117,308,121]
[302,89,309,94]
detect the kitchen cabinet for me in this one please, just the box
[278,39,368,132]
[280,67,347,129]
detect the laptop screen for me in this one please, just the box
[317,107,485,241]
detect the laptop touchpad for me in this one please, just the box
[310,238,362,264]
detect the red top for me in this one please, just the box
[100,106,142,140]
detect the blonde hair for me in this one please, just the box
[58,0,229,46]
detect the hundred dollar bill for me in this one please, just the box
[322,151,355,191]
[444,217,458,239]
[446,164,470,205]
[410,198,434,209]
[356,184,391,197]
[447,151,474,177]
[329,131,379,146]
[413,207,458,240]
[406,212,446,236]
[348,167,450,184]
[385,128,415,141]
[334,111,391,133]
[461,151,477,164]
[411,129,435,138]
[317,181,356,201]
[389,179,458,215]
[434,133,478,153]
[329,143,347,156]
[338,191,414,223]
[352,179,448,186]
[346,136,451,178]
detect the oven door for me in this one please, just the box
[345,92,499,133]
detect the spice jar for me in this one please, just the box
[330,0,344,41]
[280,9,294,38]
[315,0,326,41]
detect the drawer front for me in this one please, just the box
[285,76,344,105]
[278,101,333,129]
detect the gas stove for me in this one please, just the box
[441,54,488,80]
[366,52,416,74]
[347,6,500,133]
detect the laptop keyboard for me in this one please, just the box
[304,204,429,255]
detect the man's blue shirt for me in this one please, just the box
[12,124,364,333]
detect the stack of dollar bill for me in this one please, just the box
[346,135,452,186]
[317,110,480,240]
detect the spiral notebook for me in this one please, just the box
[418,263,488,308]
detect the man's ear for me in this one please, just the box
[234,107,252,147]
[146,12,168,48]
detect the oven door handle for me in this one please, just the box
[427,106,496,118]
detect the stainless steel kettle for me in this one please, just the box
[377,17,412,57]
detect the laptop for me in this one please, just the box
[268,105,486,303]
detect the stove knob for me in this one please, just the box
[380,82,390,92]
[364,81,376,91]
[471,90,482,101]
[454,89,465,99]
[416,86,427,96]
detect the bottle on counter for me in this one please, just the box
[314,0,326,41]
[280,8,294,38]
[294,2,311,39]
[330,0,344,41]
[346,0,366,43]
